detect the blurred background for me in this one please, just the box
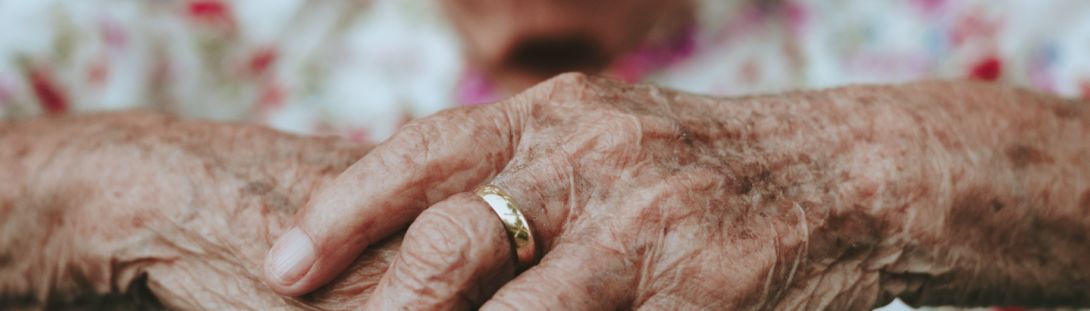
[1,0,1089,144]
[0,1,1088,309]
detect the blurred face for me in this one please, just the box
[442,0,692,92]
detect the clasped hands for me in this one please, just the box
[260,73,909,310]
[19,73,1087,310]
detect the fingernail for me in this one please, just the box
[268,228,316,284]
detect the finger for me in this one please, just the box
[481,243,634,311]
[362,193,517,311]
[263,102,525,295]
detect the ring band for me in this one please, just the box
[474,185,536,268]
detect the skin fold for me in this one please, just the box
[2,75,1089,310]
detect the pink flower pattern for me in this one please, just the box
[2,0,1089,145]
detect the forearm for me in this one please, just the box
[0,114,111,305]
[865,83,1090,307]
[0,112,394,309]
[686,81,1090,308]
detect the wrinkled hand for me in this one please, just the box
[1,113,406,310]
[265,73,904,310]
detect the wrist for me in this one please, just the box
[849,83,1090,308]
[0,115,99,304]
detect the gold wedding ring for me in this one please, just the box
[474,185,536,268]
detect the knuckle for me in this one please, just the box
[524,72,596,107]
[585,111,643,149]
[547,72,591,89]
[399,105,476,138]
[387,254,450,306]
[401,209,473,271]
[387,121,434,163]
[386,106,483,166]
[426,104,477,122]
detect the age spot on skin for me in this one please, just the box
[946,191,1040,258]
[674,120,694,146]
[1006,144,1053,168]
[679,119,732,144]
[242,181,273,195]
[730,161,773,196]
[737,176,753,195]
[856,94,877,106]
[738,228,757,240]
[242,181,297,213]
[797,154,812,165]
[263,195,295,213]
[1051,103,1086,120]
[0,251,11,267]
[1079,188,1090,212]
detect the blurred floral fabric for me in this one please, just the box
[0,1,1087,310]
[1,0,1090,147]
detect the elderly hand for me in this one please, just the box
[0,113,405,310]
[267,74,1090,310]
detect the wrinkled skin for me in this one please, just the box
[3,74,1089,310]
[273,73,1090,310]
[0,113,401,310]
